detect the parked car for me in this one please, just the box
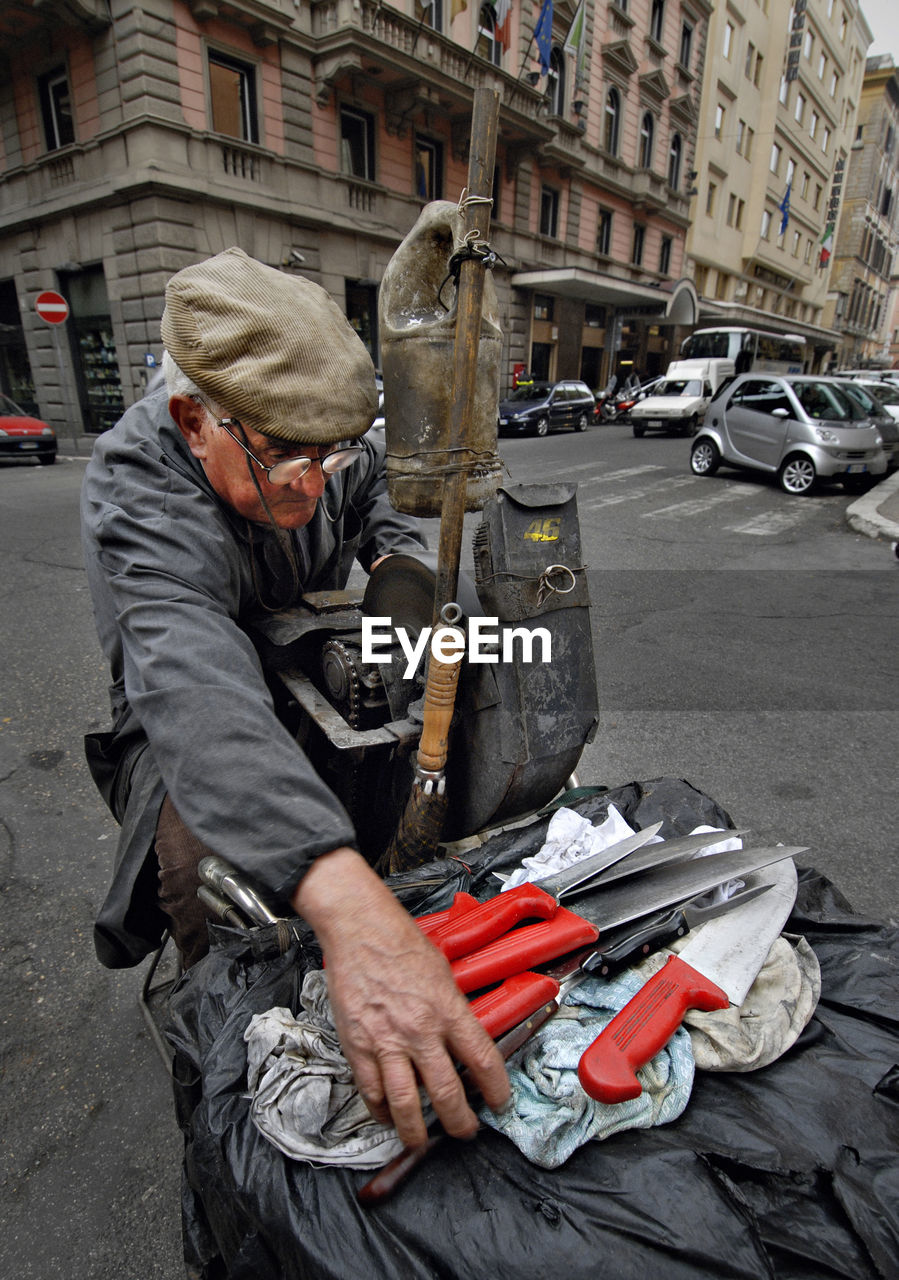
[837,380,899,467]
[833,368,899,385]
[0,394,57,465]
[498,380,595,437]
[690,374,888,495]
[630,374,713,437]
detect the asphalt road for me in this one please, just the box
[0,433,896,1279]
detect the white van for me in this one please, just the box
[629,359,735,437]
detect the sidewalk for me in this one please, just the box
[846,468,899,543]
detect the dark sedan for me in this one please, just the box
[499,380,595,437]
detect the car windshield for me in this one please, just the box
[654,379,703,397]
[788,380,867,422]
[0,393,26,415]
[506,383,552,402]
[840,383,882,413]
[864,383,899,406]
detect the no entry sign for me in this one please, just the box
[35,290,69,324]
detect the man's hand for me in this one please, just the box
[291,847,510,1147]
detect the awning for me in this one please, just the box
[509,268,699,325]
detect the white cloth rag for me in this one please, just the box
[244,970,406,1169]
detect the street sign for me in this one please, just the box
[35,290,69,325]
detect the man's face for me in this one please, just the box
[172,396,332,530]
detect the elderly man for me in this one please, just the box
[81,246,508,1146]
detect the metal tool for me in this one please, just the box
[444,844,804,997]
[578,858,799,1104]
[420,821,664,961]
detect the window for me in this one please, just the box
[735,119,746,155]
[745,125,754,160]
[38,65,75,151]
[727,193,736,225]
[723,21,734,58]
[714,272,729,301]
[668,133,682,187]
[779,76,789,106]
[801,170,810,199]
[639,112,654,168]
[706,181,717,216]
[548,47,566,116]
[208,51,258,143]
[840,13,847,40]
[745,42,755,78]
[830,71,839,97]
[415,135,443,200]
[814,183,822,210]
[818,52,827,79]
[604,88,621,155]
[650,0,665,43]
[795,93,806,125]
[340,108,375,179]
[416,0,442,30]
[534,294,554,321]
[476,5,502,65]
[792,230,801,257]
[631,224,646,266]
[803,30,813,58]
[714,104,725,140]
[754,51,763,86]
[770,142,781,173]
[810,110,819,140]
[540,185,559,237]
[786,158,795,185]
[761,208,772,238]
[659,235,672,274]
[822,126,830,153]
[804,238,813,264]
[597,208,613,255]
[726,194,745,229]
[679,22,693,69]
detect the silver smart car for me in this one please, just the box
[690,374,888,495]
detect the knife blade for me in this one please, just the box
[419,821,664,961]
[577,858,799,1104]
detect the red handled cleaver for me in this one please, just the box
[578,857,799,1104]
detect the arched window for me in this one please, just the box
[639,112,654,168]
[604,87,620,155]
[668,132,682,188]
[476,5,501,67]
[548,46,566,116]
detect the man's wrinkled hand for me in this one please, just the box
[291,847,510,1147]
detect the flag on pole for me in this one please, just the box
[494,0,512,51]
[819,223,835,267]
[451,0,468,17]
[778,182,792,236]
[534,0,553,76]
[563,0,586,85]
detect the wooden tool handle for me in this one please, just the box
[416,630,464,771]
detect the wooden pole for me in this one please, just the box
[432,85,500,621]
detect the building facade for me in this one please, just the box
[821,53,899,368]
[0,0,708,444]
[684,0,871,372]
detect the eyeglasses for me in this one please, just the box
[195,397,362,486]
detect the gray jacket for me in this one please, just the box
[81,389,426,967]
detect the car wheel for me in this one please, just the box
[574,413,588,432]
[632,424,645,438]
[690,438,720,476]
[39,454,56,466]
[779,454,817,495]
[682,415,699,437]
[534,416,550,437]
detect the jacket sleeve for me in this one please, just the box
[84,454,358,902]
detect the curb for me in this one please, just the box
[846,469,899,542]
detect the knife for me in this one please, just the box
[467,883,773,1040]
[577,858,799,1104]
[419,821,664,961]
[419,822,747,962]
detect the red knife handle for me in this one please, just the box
[424,883,559,961]
[416,892,479,937]
[469,971,561,1039]
[577,954,729,1104]
[451,907,599,994]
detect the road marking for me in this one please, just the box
[727,509,808,535]
[562,462,666,480]
[643,484,759,519]
[581,473,698,511]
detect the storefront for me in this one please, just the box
[58,265,124,434]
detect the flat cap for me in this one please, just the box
[161,246,377,443]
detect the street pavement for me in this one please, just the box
[846,464,899,544]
